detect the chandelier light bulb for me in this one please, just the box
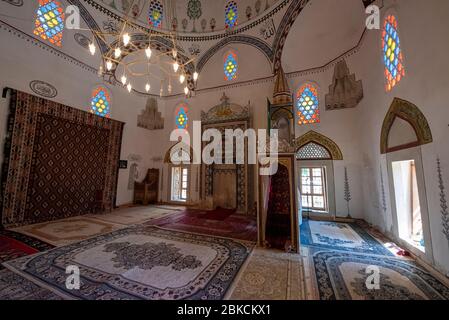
[184,86,189,95]
[121,75,127,85]
[89,43,96,55]
[145,83,150,92]
[106,60,113,71]
[172,49,178,59]
[179,74,185,84]
[173,62,179,72]
[123,33,130,46]
[145,47,152,59]
[193,71,199,81]
[127,83,132,93]
[114,47,122,59]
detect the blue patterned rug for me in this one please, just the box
[300,219,393,256]
[311,250,449,300]
[1,226,252,300]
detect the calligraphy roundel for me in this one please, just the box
[29,80,58,98]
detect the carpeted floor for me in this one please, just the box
[300,219,394,256]
[1,226,253,300]
[86,205,184,226]
[0,230,54,270]
[228,248,305,300]
[146,208,257,242]
[2,211,449,300]
[300,219,449,300]
[304,250,449,300]
[12,217,125,246]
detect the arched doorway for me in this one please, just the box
[381,98,434,263]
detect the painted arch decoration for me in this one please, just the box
[272,0,310,72]
[380,98,433,154]
[293,131,343,161]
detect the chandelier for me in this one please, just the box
[84,7,199,97]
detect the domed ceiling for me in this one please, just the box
[98,0,280,33]
[0,0,374,96]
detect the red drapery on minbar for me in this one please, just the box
[265,164,291,250]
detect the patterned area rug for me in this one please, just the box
[2,226,252,300]
[305,250,449,300]
[229,249,304,300]
[87,206,181,226]
[146,209,257,242]
[300,219,393,256]
[0,269,62,300]
[0,230,54,270]
[12,217,124,246]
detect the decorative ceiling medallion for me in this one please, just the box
[2,0,24,7]
[74,33,91,49]
[29,80,58,98]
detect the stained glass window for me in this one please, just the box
[297,84,320,125]
[297,142,331,160]
[224,51,238,81]
[149,0,164,28]
[225,1,238,28]
[383,15,405,92]
[33,0,65,47]
[175,104,189,130]
[90,86,111,118]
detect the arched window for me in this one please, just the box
[175,103,189,130]
[296,84,320,125]
[33,0,65,47]
[382,15,405,92]
[225,1,238,29]
[224,50,238,81]
[90,86,111,118]
[165,143,192,202]
[149,0,164,28]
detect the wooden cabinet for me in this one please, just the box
[134,169,159,205]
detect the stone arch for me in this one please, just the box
[380,98,433,154]
[293,130,343,160]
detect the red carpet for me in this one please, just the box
[0,230,54,269]
[146,208,257,242]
